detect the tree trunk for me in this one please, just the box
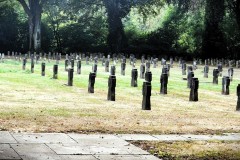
[236,0,240,32]
[202,0,226,58]
[104,0,128,53]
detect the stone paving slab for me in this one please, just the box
[12,133,76,144]
[0,131,17,144]
[68,134,129,146]
[47,143,149,155]
[95,155,160,160]
[11,143,55,154]
[117,134,159,141]
[153,135,188,141]
[0,144,21,160]
[59,155,97,160]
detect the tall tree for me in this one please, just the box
[227,0,240,32]
[17,0,46,52]
[202,0,226,58]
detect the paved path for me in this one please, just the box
[0,132,240,160]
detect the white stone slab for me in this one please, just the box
[117,134,159,141]
[0,131,17,143]
[11,144,55,155]
[95,155,160,160]
[153,135,188,141]
[12,133,76,144]
[0,144,21,160]
[59,155,97,160]
[47,144,90,155]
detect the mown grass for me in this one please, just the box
[132,141,240,160]
[0,58,239,134]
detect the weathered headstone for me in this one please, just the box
[41,62,45,76]
[86,56,89,65]
[105,60,109,72]
[189,77,199,101]
[68,68,74,86]
[222,76,230,95]
[121,62,126,76]
[237,84,240,111]
[218,63,223,77]
[213,69,219,84]
[88,72,96,93]
[53,64,58,79]
[160,73,168,94]
[170,58,173,68]
[187,71,194,88]
[22,58,27,70]
[204,65,209,78]
[71,59,74,70]
[140,64,145,79]
[131,69,138,87]
[228,68,234,81]
[146,61,151,72]
[142,72,152,110]
[77,60,81,74]
[65,59,68,71]
[92,64,97,75]
[31,56,34,73]
[108,66,116,101]
[182,63,187,75]
[187,66,193,74]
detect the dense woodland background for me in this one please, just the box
[0,0,240,58]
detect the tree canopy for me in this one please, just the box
[0,0,239,58]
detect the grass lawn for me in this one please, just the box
[132,140,240,160]
[0,58,240,134]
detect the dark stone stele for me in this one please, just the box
[237,84,240,111]
[31,57,34,73]
[189,77,199,101]
[121,62,126,75]
[142,72,152,110]
[65,59,68,71]
[160,73,168,94]
[68,68,74,86]
[146,61,151,72]
[22,58,27,70]
[187,71,194,88]
[182,63,187,75]
[77,60,81,74]
[131,69,138,87]
[71,59,74,71]
[218,64,223,77]
[41,62,45,76]
[108,66,116,101]
[53,64,58,79]
[105,60,109,72]
[222,76,230,95]
[228,67,234,81]
[92,64,97,74]
[204,65,209,78]
[187,66,193,74]
[142,81,152,110]
[140,64,145,79]
[213,69,219,84]
[88,72,96,93]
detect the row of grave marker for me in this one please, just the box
[1,53,240,111]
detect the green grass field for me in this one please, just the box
[0,58,240,134]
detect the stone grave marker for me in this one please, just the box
[204,65,209,78]
[222,76,230,95]
[53,64,58,79]
[218,63,223,77]
[187,71,194,88]
[237,84,240,111]
[77,60,81,74]
[131,69,138,87]
[146,61,151,72]
[88,72,96,93]
[105,60,109,72]
[68,68,74,86]
[189,77,199,101]
[41,62,45,76]
[213,69,219,84]
[160,72,168,95]
[140,63,145,79]
[142,72,152,110]
[182,63,187,75]
[22,58,27,70]
[31,55,34,73]
[228,68,234,81]
[108,66,116,101]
